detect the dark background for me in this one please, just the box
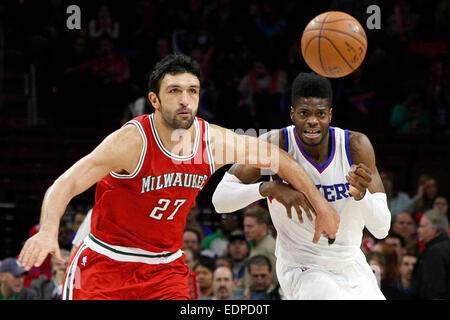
[0,0,448,259]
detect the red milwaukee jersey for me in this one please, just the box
[90,113,215,253]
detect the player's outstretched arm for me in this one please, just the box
[346,131,391,239]
[209,125,339,243]
[19,125,143,270]
[212,130,315,223]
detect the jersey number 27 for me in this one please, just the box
[149,199,186,220]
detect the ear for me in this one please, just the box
[148,92,160,110]
[329,107,333,122]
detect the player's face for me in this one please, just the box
[149,72,200,129]
[291,97,332,147]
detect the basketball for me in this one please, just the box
[301,11,367,78]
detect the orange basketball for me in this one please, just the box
[301,11,367,78]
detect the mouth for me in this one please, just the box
[303,128,321,140]
[177,109,191,119]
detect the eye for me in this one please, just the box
[189,88,198,94]
[299,111,308,117]
[169,88,179,93]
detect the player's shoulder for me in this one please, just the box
[115,121,145,149]
[347,130,371,145]
[346,130,375,162]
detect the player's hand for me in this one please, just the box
[346,163,372,201]
[18,231,64,271]
[313,205,340,245]
[260,180,315,223]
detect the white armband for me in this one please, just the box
[212,172,264,213]
[355,190,391,239]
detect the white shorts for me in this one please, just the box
[276,255,385,300]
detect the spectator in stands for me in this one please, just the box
[58,225,73,251]
[400,174,439,221]
[391,212,421,255]
[183,228,203,255]
[66,36,132,109]
[70,211,87,244]
[224,230,250,287]
[237,56,288,129]
[366,251,385,289]
[433,196,450,236]
[241,207,277,289]
[194,254,216,299]
[201,266,235,300]
[233,255,281,300]
[411,209,450,299]
[0,258,37,300]
[215,256,232,270]
[334,67,375,116]
[390,92,431,134]
[252,1,288,54]
[386,0,420,42]
[388,254,418,300]
[201,212,241,258]
[92,36,130,85]
[183,247,200,300]
[372,241,401,299]
[29,249,70,299]
[384,232,407,262]
[379,170,411,218]
[185,202,213,239]
[434,195,449,217]
[88,4,120,41]
[70,209,92,258]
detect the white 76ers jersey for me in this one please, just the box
[268,126,366,268]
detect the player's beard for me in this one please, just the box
[160,104,197,130]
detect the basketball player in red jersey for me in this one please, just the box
[18,54,339,300]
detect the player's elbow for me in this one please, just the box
[212,188,228,213]
[367,221,390,239]
[371,228,389,240]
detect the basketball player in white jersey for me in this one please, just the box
[212,72,391,300]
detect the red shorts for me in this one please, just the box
[63,236,190,300]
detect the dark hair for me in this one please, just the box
[184,227,203,242]
[244,207,271,226]
[386,231,406,248]
[247,254,272,273]
[148,54,201,95]
[194,254,216,273]
[291,72,333,106]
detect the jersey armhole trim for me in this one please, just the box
[205,121,215,175]
[282,127,289,152]
[110,120,147,179]
[344,129,353,167]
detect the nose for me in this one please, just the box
[180,90,189,106]
[306,116,319,126]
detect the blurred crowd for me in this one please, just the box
[1,172,449,300]
[12,0,449,133]
[1,0,449,300]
